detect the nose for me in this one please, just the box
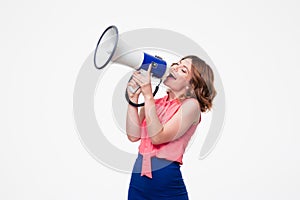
[171,64,179,71]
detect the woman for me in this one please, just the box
[126,55,216,199]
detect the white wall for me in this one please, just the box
[1,0,299,199]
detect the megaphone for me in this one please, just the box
[93,25,171,106]
[94,25,170,80]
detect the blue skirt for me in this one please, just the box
[128,154,189,200]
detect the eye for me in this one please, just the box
[181,69,187,73]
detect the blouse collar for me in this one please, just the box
[163,92,181,104]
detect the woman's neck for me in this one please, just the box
[167,90,185,101]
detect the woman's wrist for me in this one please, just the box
[144,95,154,100]
[144,95,154,102]
[129,96,139,104]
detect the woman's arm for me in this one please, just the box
[144,97,200,145]
[125,74,145,142]
[126,103,144,142]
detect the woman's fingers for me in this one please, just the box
[132,76,148,87]
[147,63,153,78]
[132,72,150,86]
[128,79,137,87]
[130,69,153,98]
[127,77,142,98]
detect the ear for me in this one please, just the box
[185,84,195,98]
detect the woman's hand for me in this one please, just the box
[127,75,142,103]
[132,64,153,100]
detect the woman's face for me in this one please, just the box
[163,58,193,91]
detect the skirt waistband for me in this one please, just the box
[136,153,179,172]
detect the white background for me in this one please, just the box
[1,0,300,199]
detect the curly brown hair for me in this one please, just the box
[181,55,217,112]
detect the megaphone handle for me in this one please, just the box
[128,85,140,94]
[125,79,162,107]
[128,69,147,94]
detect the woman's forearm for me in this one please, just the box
[144,96,163,140]
[126,102,141,141]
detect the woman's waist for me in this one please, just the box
[137,153,180,167]
[138,145,184,165]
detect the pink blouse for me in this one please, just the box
[138,94,201,178]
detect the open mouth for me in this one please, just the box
[168,72,177,80]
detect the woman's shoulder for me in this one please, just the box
[182,97,200,108]
[181,98,201,124]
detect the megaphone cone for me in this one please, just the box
[94,25,170,79]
